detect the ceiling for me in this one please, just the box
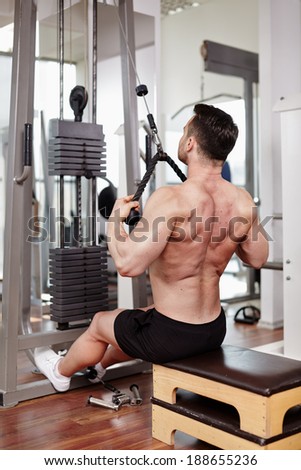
[0,1,155,62]
[0,0,210,26]
[38,2,155,62]
[161,0,209,17]
[0,0,210,60]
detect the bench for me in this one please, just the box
[151,345,301,449]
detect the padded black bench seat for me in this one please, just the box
[161,345,301,396]
[152,345,301,449]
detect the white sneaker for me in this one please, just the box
[87,363,106,384]
[34,347,71,392]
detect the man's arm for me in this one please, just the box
[107,187,175,277]
[235,212,269,269]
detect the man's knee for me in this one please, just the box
[91,309,108,324]
[88,311,107,338]
[88,310,119,342]
[92,310,107,323]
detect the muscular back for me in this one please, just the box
[148,176,258,324]
[108,169,268,325]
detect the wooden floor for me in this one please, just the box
[0,304,283,450]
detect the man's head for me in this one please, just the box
[178,103,239,165]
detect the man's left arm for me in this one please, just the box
[107,187,175,277]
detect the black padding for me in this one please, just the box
[98,182,117,219]
[161,345,301,396]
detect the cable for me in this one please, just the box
[58,0,64,120]
[111,0,152,116]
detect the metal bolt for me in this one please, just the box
[88,396,120,411]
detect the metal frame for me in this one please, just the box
[118,0,147,308]
[0,0,37,406]
[0,0,150,408]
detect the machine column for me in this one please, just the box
[118,0,147,308]
[0,0,36,400]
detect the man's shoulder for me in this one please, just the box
[151,184,181,200]
[144,185,184,219]
[235,186,255,205]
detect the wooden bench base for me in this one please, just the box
[152,345,301,449]
[152,392,301,449]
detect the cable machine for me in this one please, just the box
[0,0,152,407]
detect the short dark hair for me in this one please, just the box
[188,103,239,162]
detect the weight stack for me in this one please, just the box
[48,119,106,177]
[48,118,109,327]
[49,246,109,326]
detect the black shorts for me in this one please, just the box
[114,307,226,364]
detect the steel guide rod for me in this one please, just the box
[91,0,98,245]
[59,0,65,247]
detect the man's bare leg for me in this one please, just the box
[87,345,134,384]
[34,308,129,391]
[101,345,133,369]
[88,304,154,382]
[58,309,123,376]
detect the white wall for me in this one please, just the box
[161,0,259,120]
[259,0,301,330]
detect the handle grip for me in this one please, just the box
[125,208,141,227]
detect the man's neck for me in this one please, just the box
[187,157,223,180]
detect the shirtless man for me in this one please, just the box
[35,104,269,392]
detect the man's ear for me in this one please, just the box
[186,136,194,151]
